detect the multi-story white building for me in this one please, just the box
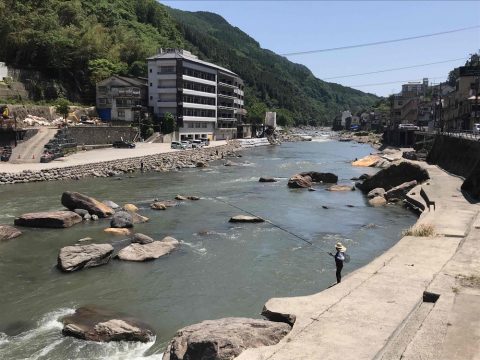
[147,49,246,141]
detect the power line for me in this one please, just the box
[281,25,480,56]
[349,76,446,88]
[322,57,467,80]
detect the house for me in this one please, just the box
[147,49,247,141]
[96,76,148,122]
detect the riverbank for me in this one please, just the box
[237,158,480,360]
[0,141,240,184]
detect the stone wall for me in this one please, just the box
[68,126,137,145]
[0,142,242,185]
[426,134,480,199]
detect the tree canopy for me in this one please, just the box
[0,0,379,125]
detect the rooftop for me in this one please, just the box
[147,49,238,77]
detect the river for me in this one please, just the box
[0,139,416,359]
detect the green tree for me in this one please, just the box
[161,112,175,134]
[88,58,127,85]
[55,97,71,119]
[247,102,267,124]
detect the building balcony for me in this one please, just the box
[218,81,237,89]
[218,117,236,121]
[183,116,217,122]
[218,105,235,110]
[218,93,235,99]
[183,88,217,98]
[182,75,217,86]
[183,103,217,110]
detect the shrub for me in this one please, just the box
[402,223,435,237]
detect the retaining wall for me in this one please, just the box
[426,134,480,199]
[68,126,136,145]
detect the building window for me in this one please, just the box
[150,96,153,100]
[188,122,194,128]
[98,98,107,105]
[202,122,207,128]
[149,68,152,73]
[98,86,107,94]
[118,110,125,118]
[159,66,176,74]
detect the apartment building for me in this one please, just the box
[147,49,246,141]
[96,76,148,122]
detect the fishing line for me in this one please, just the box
[196,190,314,246]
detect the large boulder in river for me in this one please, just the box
[367,188,386,199]
[163,317,291,360]
[116,236,179,261]
[385,180,417,201]
[288,174,312,188]
[352,155,382,167]
[356,162,429,193]
[327,184,354,191]
[301,171,338,184]
[61,192,114,218]
[62,306,155,343]
[369,196,387,207]
[0,225,22,241]
[14,211,82,228]
[110,211,133,228]
[57,244,114,272]
[102,200,119,209]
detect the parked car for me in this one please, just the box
[171,141,186,150]
[112,140,135,148]
[398,124,419,130]
[473,123,480,134]
[181,141,192,149]
[200,138,210,146]
[191,139,204,149]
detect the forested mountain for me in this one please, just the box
[0,0,378,125]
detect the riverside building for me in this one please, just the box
[147,49,246,141]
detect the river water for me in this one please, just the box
[0,139,416,359]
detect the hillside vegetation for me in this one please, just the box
[0,0,378,125]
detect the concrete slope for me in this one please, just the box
[237,164,479,360]
[10,127,58,163]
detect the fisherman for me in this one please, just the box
[140,160,144,172]
[328,242,347,283]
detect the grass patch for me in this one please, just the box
[402,223,435,237]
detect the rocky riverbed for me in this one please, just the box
[0,142,242,185]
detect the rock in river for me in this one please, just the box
[102,200,120,209]
[104,228,131,236]
[116,236,179,261]
[61,191,114,218]
[259,177,277,183]
[62,306,155,343]
[356,162,429,193]
[229,215,265,223]
[327,184,354,191]
[0,225,22,241]
[163,317,291,360]
[369,196,387,207]
[385,180,417,201]
[287,174,312,188]
[367,187,386,199]
[131,233,154,245]
[122,203,138,212]
[110,211,133,228]
[57,244,114,272]
[14,211,82,228]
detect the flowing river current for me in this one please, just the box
[0,139,416,359]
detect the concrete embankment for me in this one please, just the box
[238,161,480,360]
[427,134,480,199]
[0,142,241,185]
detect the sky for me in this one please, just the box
[161,0,480,97]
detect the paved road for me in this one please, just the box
[1,140,227,173]
[10,127,58,163]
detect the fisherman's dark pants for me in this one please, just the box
[335,260,343,283]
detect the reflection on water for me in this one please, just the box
[0,140,416,359]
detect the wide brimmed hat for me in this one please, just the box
[335,242,346,252]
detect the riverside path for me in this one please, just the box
[237,161,480,360]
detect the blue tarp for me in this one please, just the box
[97,108,111,121]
